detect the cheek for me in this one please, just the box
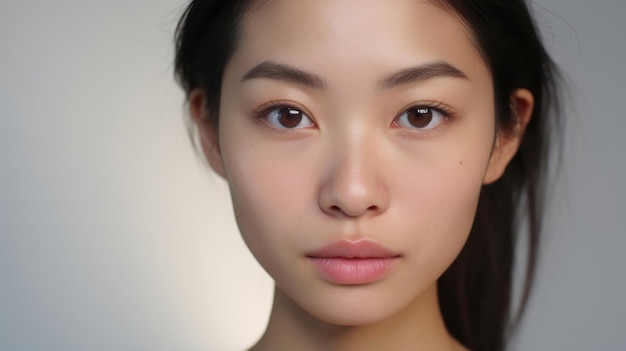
[405,165,483,269]
[390,131,494,276]
[219,135,318,270]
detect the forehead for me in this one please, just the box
[229,0,488,87]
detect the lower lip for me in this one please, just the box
[308,257,398,285]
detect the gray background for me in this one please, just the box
[0,0,624,350]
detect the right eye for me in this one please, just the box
[264,107,315,130]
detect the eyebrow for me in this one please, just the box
[241,60,468,89]
[380,61,469,88]
[241,61,327,89]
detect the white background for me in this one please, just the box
[0,0,624,350]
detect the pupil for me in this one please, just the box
[279,108,303,128]
[408,108,433,128]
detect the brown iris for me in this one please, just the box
[405,107,433,128]
[277,107,304,128]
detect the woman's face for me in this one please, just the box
[196,0,523,325]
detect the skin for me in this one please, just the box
[190,0,533,350]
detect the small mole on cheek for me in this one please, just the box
[459,161,463,166]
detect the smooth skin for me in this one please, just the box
[190,0,533,350]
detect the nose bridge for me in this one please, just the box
[319,122,389,218]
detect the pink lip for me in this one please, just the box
[307,239,400,285]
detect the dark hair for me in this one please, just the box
[174,1,561,350]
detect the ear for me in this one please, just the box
[189,89,227,178]
[483,89,534,184]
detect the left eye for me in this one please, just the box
[265,107,315,130]
[395,106,445,130]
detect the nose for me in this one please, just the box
[318,136,389,218]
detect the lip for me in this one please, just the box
[306,239,400,285]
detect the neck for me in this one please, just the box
[250,284,466,351]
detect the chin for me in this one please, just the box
[316,308,390,327]
[294,286,420,327]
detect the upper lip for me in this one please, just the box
[306,239,400,259]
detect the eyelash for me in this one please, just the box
[253,100,455,131]
[392,101,455,132]
[253,100,316,130]
[407,101,454,118]
[254,100,304,118]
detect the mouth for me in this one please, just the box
[306,239,401,285]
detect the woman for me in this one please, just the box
[174,0,561,350]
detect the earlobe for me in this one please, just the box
[483,89,534,184]
[189,89,227,179]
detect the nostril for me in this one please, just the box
[319,180,389,218]
[367,205,379,212]
[329,205,342,213]
[327,204,380,217]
